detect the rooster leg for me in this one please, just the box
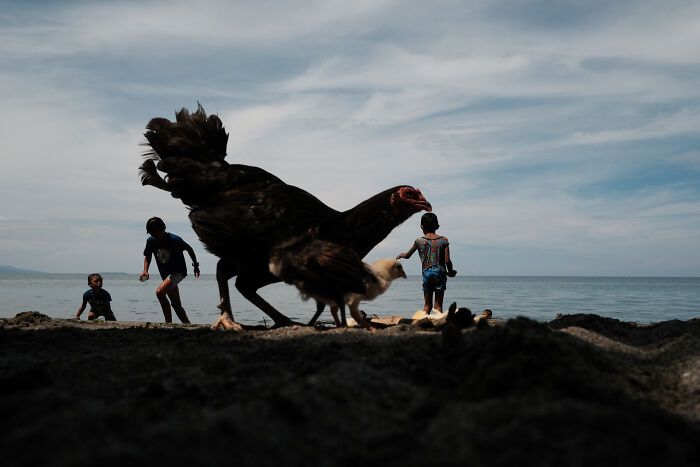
[212,260,243,331]
[235,275,293,328]
[338,302,348,327]
[308,301,325,326]
[329,305,341,327]
[349,303,372,330]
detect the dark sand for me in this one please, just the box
[1,311,699,466]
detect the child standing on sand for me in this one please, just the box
[397,212,457,314]
[139,217,200,324]
[75,273,117,321]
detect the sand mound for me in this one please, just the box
[2,311,53,326]
[1,313,699,466]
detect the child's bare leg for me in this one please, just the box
[156,279,174,323]
[434,290,445,313]
[423,290,434,313]
[166,286,190,324]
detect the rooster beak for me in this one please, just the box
[416,190,432,212]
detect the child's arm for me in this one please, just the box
[75,300,87,319]
[184,242,201,278]
[105,302,116,321]
[445,246,457,277]
[396,243,418,260]
[140,255,151,281]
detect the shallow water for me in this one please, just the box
[0,273,698,325]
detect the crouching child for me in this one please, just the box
[75,273,116,321]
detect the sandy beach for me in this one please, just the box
[1,311,699,466]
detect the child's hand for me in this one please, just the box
[139,272,149,282]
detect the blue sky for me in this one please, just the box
[1,0,699,276]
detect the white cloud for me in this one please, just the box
[0,0,397,58]
[562,108,700,146]
[672,150,700,171]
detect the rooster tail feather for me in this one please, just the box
[143,103,229,165]
[139,104,234,203]
[139,159,171,192]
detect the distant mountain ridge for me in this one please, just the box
[0,265,45,274]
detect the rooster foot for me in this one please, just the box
[211,314,244,331]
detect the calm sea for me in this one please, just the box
[0,274,698,326]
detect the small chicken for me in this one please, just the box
[307,258,407,329]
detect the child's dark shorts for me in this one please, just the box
[422,266,447,292]
[90,306,116,321]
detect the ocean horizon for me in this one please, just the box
[1,273,698,326]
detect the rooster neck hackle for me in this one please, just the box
[339,186,426,258]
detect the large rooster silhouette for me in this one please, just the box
[140,105,431,329]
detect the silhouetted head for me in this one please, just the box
[146,217,167,236]
[87,273,103,289]
[390,186,432,216]
[421,212,439,233]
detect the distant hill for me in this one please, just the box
[0,265,45,274]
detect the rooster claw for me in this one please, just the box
[211,314,244,331]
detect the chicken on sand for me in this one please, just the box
[140,105,430,330]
